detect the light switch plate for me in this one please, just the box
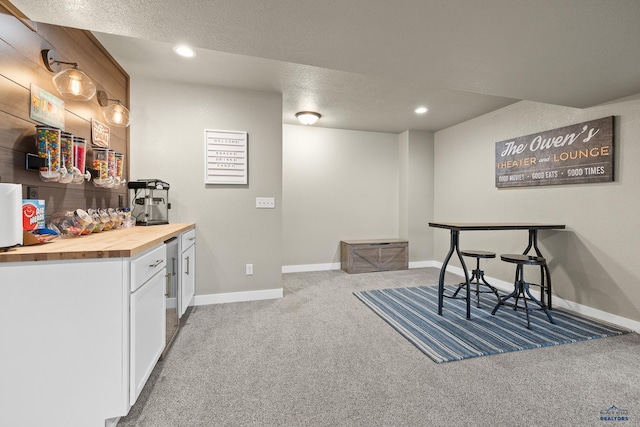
[256,197,275,209]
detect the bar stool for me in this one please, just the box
[446,250,501,308]
[491,254,554,329]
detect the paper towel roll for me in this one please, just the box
[0,183,23,248]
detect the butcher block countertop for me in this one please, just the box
[0,223,195,263]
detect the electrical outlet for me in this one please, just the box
[256,197,275,209]
[27,186,39,199]
[246,264,254,275]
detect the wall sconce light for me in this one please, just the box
[41,49,96,101]
[295,111,321,125]
[97,90,131,127]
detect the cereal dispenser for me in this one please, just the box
[35,125,61,181]
[58,131,74,183]
[115,152,125,187]
[127,179,170,226]
[92,147,109,186]
[106,150,116,188]
[72,136,91,184]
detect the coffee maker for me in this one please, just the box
[127,179,170,226]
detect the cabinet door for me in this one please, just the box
[180,244,196,316]
[130,270,166,405]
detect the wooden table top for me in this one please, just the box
[0,223,195,263]
[428,222,566,231]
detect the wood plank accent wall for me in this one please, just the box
[0,3,130,221]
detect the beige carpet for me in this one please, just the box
[119,268,640,426]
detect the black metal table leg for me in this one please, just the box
[523,229,553,310]
[438,229,471,319]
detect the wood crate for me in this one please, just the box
[341,239,408,274]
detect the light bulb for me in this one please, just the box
[113,106,123,124]
[69,76,81,96]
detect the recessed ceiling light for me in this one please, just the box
[173,45,196,58]
[414,106,428,114]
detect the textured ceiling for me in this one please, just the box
[9,0,640,133]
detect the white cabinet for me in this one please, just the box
[179,229,196,317]
[0,258,130,426]
[0,224,195,426]
[129,244,166,405]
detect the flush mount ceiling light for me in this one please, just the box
[173,44,196,58]
[41,49,96,101]
[97,90,131,127]
[414,106,429,114]
[295,111,321,125]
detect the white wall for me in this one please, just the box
[399,130,435,263]
[282,126,435,269]
[434,96,640,322]
[282,125,400,268]
[130,77,283,296]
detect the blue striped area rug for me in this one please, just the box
[354,285,630,363]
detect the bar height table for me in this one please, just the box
[429,222,566,319]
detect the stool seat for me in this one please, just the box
[443,249,500,308]
[492,253,554,329]
[461,250,496,259]
[500,254,546,265]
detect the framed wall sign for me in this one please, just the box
[91,118,110,148]
[204,129,248,185]
[30,84,65,129]
[495,116,614,188]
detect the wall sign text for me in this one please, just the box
[495,116,614,188]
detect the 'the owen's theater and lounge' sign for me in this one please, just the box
[495,116,614,188]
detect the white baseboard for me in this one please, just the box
[193,288,283,305]
[282,262,340,273]
[438,261,640,333]
[282,260,438,273]
[409,260,439,269]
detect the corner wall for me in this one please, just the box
[130,77,283,296]
[434,97,640,322]
[282,125,399,268]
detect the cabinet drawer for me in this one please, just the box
[131,244,166,292]
[180,229,196,250]
[341,240,408,274]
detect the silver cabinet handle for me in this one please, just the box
[149,259,163,268]
[188,237,195,241]
[165,272,171,297]
[185,255,190,275]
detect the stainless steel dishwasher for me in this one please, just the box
[162,237,179,358]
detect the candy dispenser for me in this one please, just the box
[72,136,90,184]
[36,125,61,181]
[92,147,109,186]
[58,131,74,183]
[106,150,117,188]
[115,152,125,187]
